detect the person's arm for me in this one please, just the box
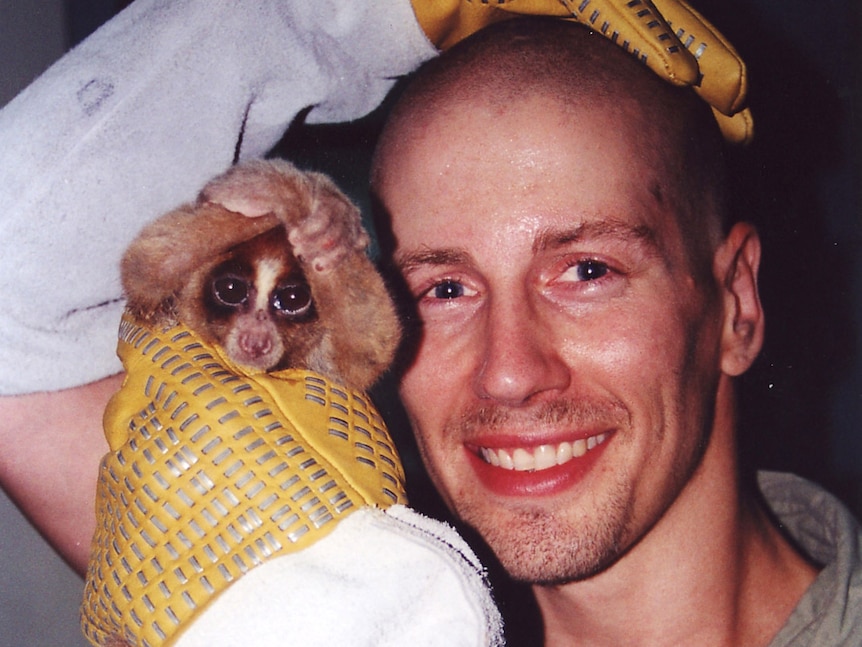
[0,0,436,396]
[0,0,436,570]
[0,375,121,574]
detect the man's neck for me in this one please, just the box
[533,407,817,646]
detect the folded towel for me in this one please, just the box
[174,505,504,647]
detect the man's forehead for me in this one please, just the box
[375,79,675,214]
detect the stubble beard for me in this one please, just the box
[443,397,638,585]
[457,474,635,585]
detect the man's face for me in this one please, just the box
[376,93,727,584]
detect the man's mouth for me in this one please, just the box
[477,432,609,473]
[466,430,613,497]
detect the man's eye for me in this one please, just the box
[431,280,466,300]
[562,259,610,282]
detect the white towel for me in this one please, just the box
[174,505,505,647]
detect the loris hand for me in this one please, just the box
[285,171,370,274]
[198,159,298,218]
[199,160,369,273]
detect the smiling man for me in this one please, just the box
[371,18,861,646]
[1,3,860,644]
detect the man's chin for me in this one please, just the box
[493,537,626,586]
[459,484,635,586]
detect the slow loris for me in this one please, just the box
[120,158,400,389]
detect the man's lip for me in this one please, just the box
[465,431,613,497]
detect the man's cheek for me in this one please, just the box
[408,327,477,393]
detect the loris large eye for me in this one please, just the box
[212,276,249,307]
[272,283,312,318]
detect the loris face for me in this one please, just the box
[178,225,322,372]
[122,159,400,389]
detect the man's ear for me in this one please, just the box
[714,222,764,377]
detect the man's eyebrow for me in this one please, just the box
[532,220,659,254]
[395,248,472,273]
[394,221,659,271]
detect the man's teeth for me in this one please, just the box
[479,434,608,472]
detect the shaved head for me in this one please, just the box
[373,17,728,275]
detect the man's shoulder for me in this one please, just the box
[759,471,862,646]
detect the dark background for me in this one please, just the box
[0,1,858,645]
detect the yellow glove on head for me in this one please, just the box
[410,0,753,143]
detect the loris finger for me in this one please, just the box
[289,205,369,273]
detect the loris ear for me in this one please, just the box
[714,222,764,377]
[122,203,280,320]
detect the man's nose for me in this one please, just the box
[473,296,570,405]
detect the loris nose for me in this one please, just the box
[239,330,273,357]
[255,309,267,321]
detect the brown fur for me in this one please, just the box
[122,159,401,390]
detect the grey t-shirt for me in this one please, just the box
[762,472,862,645]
